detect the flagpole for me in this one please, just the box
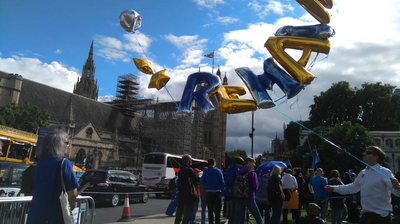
[212,49,214,74]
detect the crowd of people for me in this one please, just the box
[172,145,400,224]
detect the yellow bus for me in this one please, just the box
[0,125,38,165]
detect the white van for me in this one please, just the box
[0,162,29,197]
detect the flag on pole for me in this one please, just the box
[311,148,321,170]
[285,160,292,168]
[204,52,214,58]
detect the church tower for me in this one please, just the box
[73,40,99,100]
[203,65,227,168]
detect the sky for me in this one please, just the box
[1,0,400,158]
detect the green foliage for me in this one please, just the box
[225,149,248,166]
[287,121,374,174]
[309,81,360,128]
[309,81,400,131]
[0,101,50,133]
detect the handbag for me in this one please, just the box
[59,159,75,224]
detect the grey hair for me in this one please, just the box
[37,130,68,158]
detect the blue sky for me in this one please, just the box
[1,0,400,157]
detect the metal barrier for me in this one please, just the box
[0,195,95,224]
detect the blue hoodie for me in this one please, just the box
[223,164,241,198]
[201,167,224,193]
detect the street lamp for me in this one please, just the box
[249,111,255,158]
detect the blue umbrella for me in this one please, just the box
[256,161,287,174]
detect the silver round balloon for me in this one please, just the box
[119,9,142,33]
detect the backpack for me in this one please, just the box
[233,170,252,198]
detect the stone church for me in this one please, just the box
[0,41,228,171]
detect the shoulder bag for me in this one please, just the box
[59,159,75,224]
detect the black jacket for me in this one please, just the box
[177,165,200,202]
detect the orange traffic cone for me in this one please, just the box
[117,193,134,222]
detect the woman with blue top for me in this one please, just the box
[27,130,79,224]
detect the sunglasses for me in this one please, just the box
[364,151,373,155]
[64,141,69,145]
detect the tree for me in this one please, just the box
[356,82,400,130]
[309,81,360,128]
[0,101,50,133]
[225,149,248,166]
[309,81,400,131]
[287,121,375,174]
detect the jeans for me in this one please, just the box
[330,208,342,224]
[256,202,271,224]
[227,197,236,224]
[234,198,264,224]
[282,209,299,224]
[207,192,222,224]
[175,199,195,224]
[270,199,283,224]
[190,200,200,224]
[201,199,207,224]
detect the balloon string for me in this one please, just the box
[271,107,391,179]
[132,31,150,62]
[162,82,178,107]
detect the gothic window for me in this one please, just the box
[86,128,93,138]
[374,139,381,146]
[386,139,394,148]
[86,69,90,77]
[396,139,400,147]
[75,149,86,165]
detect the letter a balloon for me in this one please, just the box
[119,9,142,33]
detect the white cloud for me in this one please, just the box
[248,0,294,18]
[55,49,62,54]
[165,34,208,68]
[123,32,152,53]
[194,0,225,9]
[98,37,123,50]
[97,48,129,61]
[216,16,239,25]
[0,56,79,93]
[98,94,116,102]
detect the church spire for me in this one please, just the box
[223,72,228,85]
[88,39,94,62]
[73,40,98,100]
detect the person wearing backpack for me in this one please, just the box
[224,156,244,224]
[234,157,264,224]
[281,169,299,224]
[202,158,225,224]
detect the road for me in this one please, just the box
[93,193,171,224]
